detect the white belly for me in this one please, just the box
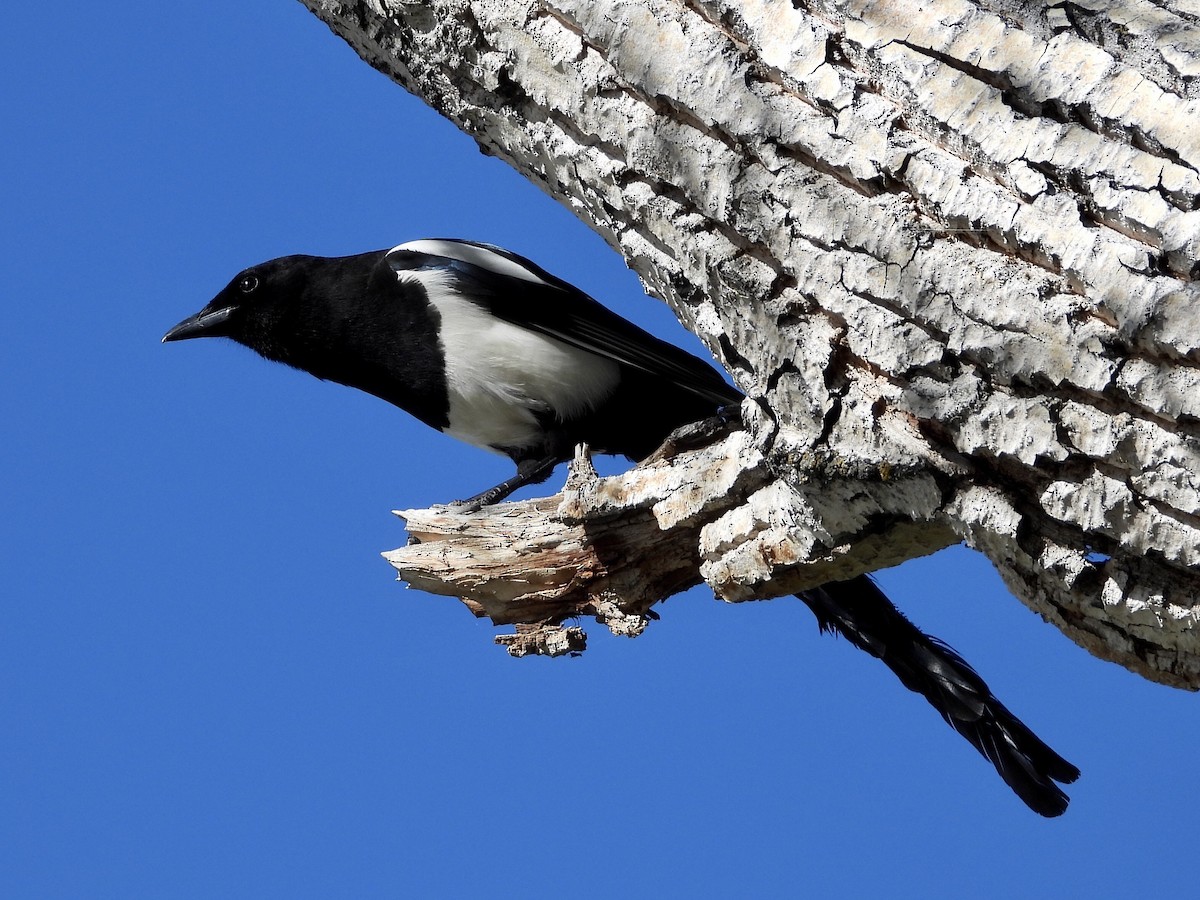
[418,272,620,452]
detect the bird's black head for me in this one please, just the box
[164,251,394,373]
[162,255,317,354]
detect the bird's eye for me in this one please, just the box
[238,274,259,293]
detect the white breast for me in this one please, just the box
[405,270,620,453]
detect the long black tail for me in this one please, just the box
[798,575,1080,816]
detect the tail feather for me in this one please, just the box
[798,574,1079,817]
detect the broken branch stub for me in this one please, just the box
[385,427,959,656]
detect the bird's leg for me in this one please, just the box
[641,402,743,464]
[452,455,560,511]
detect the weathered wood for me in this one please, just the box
[303,0,1200,688]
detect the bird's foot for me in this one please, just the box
[449,487,506,513]
[642,404,743,464]
[448,455,561,511]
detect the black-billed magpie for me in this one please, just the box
[164,238,1079,815]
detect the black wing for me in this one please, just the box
[385,239,742,407]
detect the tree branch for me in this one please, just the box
[303,0,1200,688]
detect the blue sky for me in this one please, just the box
[3,2,1196,897]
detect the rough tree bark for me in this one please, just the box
[299,0,1200,687]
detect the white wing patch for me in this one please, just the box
[391,239,551,287]
[400,269,620,453]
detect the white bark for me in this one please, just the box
[301,0,1200,687]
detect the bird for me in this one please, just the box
[164,237,1080,815]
